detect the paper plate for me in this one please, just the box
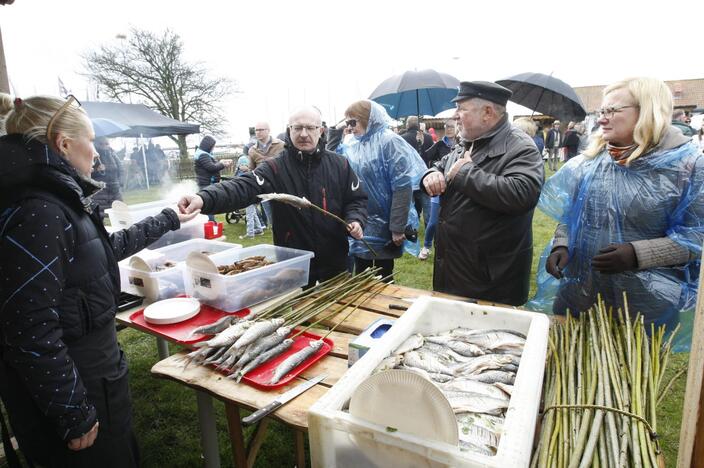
[143,297,201,325]
[349,369,458,445]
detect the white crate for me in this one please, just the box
[119,239,241,301]
[184,244,314,312]
[308,296,549,468]
[147,214,209,249]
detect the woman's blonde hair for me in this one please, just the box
[345,100,372,130]
[584,77,673,164]
[0,92,13,136]
[513,117,537,137]
[4,95,90,150]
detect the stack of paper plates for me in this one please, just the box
[143,297,201,325]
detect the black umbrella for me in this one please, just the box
[369,69,459,119]
[496,72,586,121]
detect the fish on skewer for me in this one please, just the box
[231,339,295,383]
[192,320,253,349]
[233,318,285,349]
[231,326,291,371]
[186,315,239,339]
[269,340,324,385]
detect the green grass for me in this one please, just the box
[2,174,687,467]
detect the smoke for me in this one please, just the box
[160,179,199,203]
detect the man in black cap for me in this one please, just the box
[421,81,544,306]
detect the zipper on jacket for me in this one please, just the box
[322,187,328,212]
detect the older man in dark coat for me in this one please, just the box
[421,81,544,305]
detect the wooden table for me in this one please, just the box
[146,285,487,468]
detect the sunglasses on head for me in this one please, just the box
[345,119,357,128]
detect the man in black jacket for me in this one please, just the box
[178,107,367,285]
[422,81,544,305]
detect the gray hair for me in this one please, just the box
[288,106,322,126]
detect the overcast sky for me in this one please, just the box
[2,0,702,147]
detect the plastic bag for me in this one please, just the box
[526,142,704,351]
[342,102,427,259]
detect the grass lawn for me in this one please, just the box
[2,169,688,467]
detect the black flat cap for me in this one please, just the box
[452,81,513,106]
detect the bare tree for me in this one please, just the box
[83,28,234,159]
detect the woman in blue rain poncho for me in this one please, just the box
[341,100,426,280]
[531,77,704,338]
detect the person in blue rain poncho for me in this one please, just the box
[530,77,704,345]
[339,100,426,280]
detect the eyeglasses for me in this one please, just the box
[46,94,82,144]
[254,128,268,132]
[289,125,321,134]
[345,119,357,128]
[596,105,638,119]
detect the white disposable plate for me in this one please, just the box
[143,297,201,325]
[349,369,459,445]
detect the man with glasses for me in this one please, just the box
[421,81,544,305]
[248,122,284,227]
[178,107,367,285]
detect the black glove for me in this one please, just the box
[591,243,637,274]
[546,246,569,279]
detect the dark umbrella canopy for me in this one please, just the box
[82,101,200,137]
[90,118,130,138]
[369,69,459,119]
[496,72,586,121]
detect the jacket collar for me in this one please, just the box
[467,114,511,159]
[0,134,104,213]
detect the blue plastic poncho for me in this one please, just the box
[342,101,427,258]
[528,139,704,351]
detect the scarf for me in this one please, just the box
[607,143,637,165]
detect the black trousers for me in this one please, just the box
[354,257,394,282]
[0,354,140,468]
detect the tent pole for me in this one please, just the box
[141,134,150,191]
[416,89,420,118]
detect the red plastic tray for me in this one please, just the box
[129,301,251,345]
[239,330,333,390]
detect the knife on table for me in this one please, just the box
[242,373,328,426]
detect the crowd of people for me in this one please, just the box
[1,74,704,465]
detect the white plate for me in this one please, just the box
[143,297,201,325]
[349,369,458,445]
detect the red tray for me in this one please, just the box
[129,301,251,345]
[239,330,333,390]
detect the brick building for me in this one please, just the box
[574,78,704,113]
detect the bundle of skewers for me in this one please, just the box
[182,268,387,385]
[531,295,679,468]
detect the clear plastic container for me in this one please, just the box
[148,214,209,249]
[119,239,242,301]
[184,244,314,312]
[106,199,176,228]
[308,296,550,468]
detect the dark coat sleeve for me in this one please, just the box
[198,161,275,214]
[339,159,367,228]
[109,208,180,262]
[450,143,544,215]
[0,200,97,441]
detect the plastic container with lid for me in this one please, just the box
[119,239,242,302]
[184,244,314,312]
[307,296,549,468]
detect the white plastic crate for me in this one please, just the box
[308,296,549,468]
[184,244,314,312]
[119,239,241,301]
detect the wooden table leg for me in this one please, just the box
[225,403,248,468]
[245,418,270,468]
[295,429,306,468]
